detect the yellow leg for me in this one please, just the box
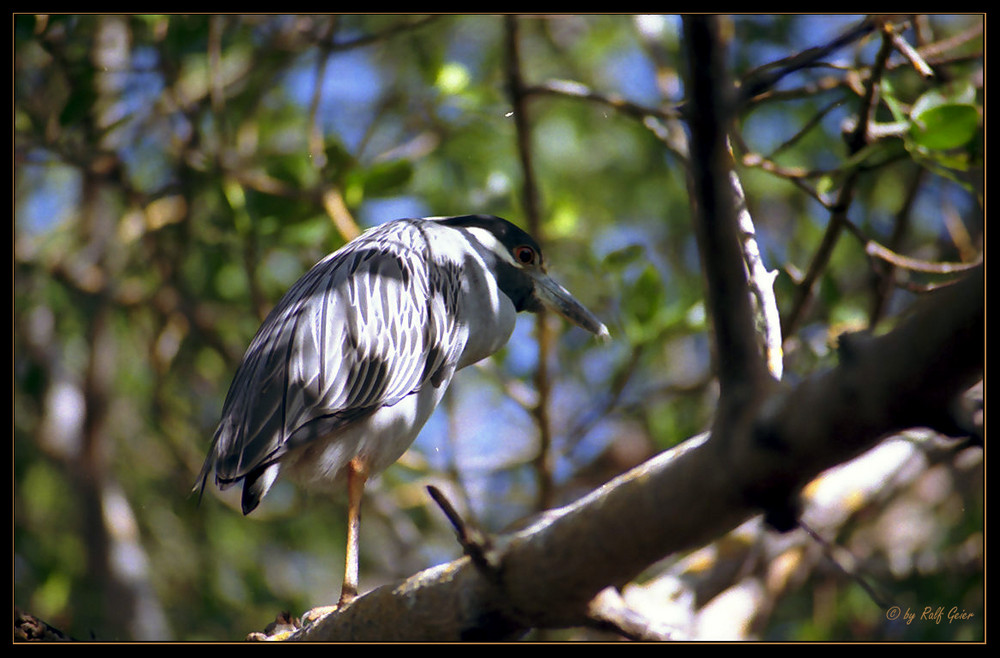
[339,457,368,606]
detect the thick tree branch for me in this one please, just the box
[287,265,982,641]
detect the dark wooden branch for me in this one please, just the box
[682,15,771,407]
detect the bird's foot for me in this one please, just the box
[302,605,341,625]
[301,582,359,625]
[246,611,301,641]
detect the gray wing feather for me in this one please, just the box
[199,221,464,489]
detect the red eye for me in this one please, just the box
[513,245,536,265]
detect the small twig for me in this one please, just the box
[523,79,680,123]
[426,485,500,578]
[837,210,982,278]
[321,186,361,242]
[867,167,923,325]
[913,20,983,64]
[738,17,878,106]
[737,148,835,209]
[743,70,852,108]
[865,241,982,275]
[765,97,847,160]
[797,520,895,611]
[942,199,979,262]
[740,151,837,181]
[524,79,691,170]
[887,25,935,78]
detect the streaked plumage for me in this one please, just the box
[196,214,607,606]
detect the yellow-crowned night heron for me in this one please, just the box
[196,214,608,606]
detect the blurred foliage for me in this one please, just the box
[14,14,982,641]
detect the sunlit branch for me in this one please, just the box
[292,262,982,640]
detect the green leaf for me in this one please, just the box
[909,84,980,150]
[910,104,980,150]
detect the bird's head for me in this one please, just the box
[434,214,610,341]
